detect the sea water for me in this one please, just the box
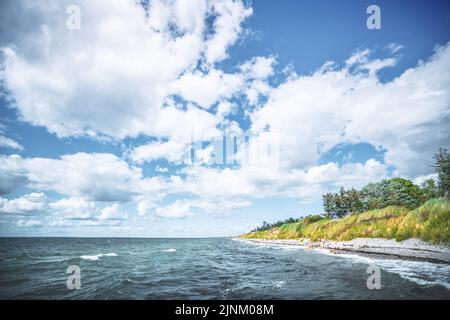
[0,237,448,299]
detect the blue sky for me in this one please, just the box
[0,0,449,237]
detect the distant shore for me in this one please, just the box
[235,237,450,264]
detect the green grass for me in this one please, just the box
[242,199,450,245]
[396,198,450,244]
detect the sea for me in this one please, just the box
[0,237,449,299]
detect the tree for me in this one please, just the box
[322,187,363,218]
[421,179,439,201]
[322,193,335,218]
[434,148,450,198]
[360,178,423,210]
[348,188,363,213]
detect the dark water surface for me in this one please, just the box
[0,237,449,299]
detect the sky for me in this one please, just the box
[0,0,449,237]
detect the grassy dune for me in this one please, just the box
[242,199,450,245]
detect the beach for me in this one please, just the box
[236,238,450,264]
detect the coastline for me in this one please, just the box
[235,237,450,264]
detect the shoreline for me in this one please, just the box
[235,237,450,264]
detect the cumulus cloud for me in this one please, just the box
[171,69,243,109]
[155,199,193,218]
[0,124,24,150]
[0,154,26,195]
[0,153,166,202]
[250,43,450,177]
[131,139,188,164]
[0,136,23,150]
[0,0,252,139]
[49,197,94,220]
[153,197,251,219]
[137,198,158,216]
[239,56,275,80]
[204,0,253,64]
[0,193,46,215]
[99,203,128,220]
[171,158,389,201]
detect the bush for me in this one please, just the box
[360,178,423,210]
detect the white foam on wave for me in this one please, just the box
[80,253,117,261]
[162,248,177,253]
[319,250,450,290]
[237,239,450,290]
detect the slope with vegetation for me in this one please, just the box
[242,149,450,245]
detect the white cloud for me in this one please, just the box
[190,198,252,214]
[0,135,23,151]
[137,199,158,216]
[0,153,166,202]
[250,43,450,176]
[0,154,26,195]
[16,219,42,228]
[1,0,251,139]
[49,197,94,220]
[216,101,237,118]
[0,124,23,151]
[155,199,193,218]
[80,219,121,227]
[152,197,251,219]
[155,166,169,173]
[204,0,253,64]
[131,139,187,164]
[99,203,128,220]
[0,193,46,215]
[413,173,438,186]
[21,153,145,201]
[171,69,243,108]
[171,159,388,201]
[239,56,275,80]
[385,43,404,54]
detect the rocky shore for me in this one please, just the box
[236,238,450,264]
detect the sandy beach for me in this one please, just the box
[236,238,450,264]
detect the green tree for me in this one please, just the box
[347,188,363,213]
[322,192,335,218]
[434,148,450,198]
[421,179,439,201]
[360,178,423,210]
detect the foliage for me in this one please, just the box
[322,187,362,219]
[322,178,422,219]
[434,148,450,198]
[360,178,423,210]
[251,217,299,232]
[421,179,440,201]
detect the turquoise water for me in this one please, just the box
[0,237,449,299]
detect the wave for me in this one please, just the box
[325,251,450,290]
[161,249,177,253]
[238,239,450,290]
[80,253,117,261]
